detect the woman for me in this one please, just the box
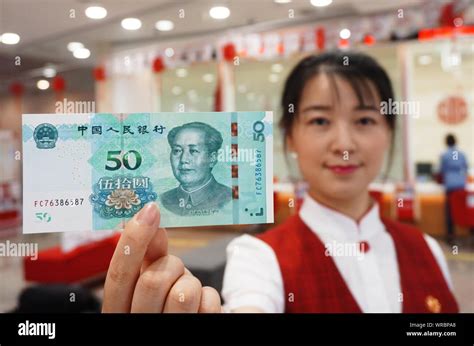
[102,51,458,313]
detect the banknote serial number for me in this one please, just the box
[34,198,85,208]
[255,150,263,195]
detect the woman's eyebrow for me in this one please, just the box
[353,104,379,111]
[301,104,333,113]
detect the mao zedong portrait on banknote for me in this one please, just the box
[161,122,232,216]
[22,112,273,233]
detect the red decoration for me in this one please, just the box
[23,234,120,283]
[9,82,24,96]
[363,34,376,46]
[152,57,165,73]
[93,66,106,81]
[52,76,66,92]
[437,96,468,125]
[395,192,415,223]
[316,28,325,50]
[338,38,349,48]
[222,43,237,62]
[359,241,370,253]
[439,3,465,27]
[214,78,222,112]
[277,42,284,55]
[450,190,474,228]
[418,25,474,41]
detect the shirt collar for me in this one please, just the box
[176,176,214,207]
[298,193,385,242]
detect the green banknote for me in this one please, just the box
[22,112,273,234]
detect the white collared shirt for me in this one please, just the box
[222,194,453,313]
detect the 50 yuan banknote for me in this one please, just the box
[22,112,273,234]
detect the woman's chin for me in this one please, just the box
[315,181,367,202]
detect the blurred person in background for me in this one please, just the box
[439,134,469,244]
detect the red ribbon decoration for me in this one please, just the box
[316,28,325,50]
[222,43,237,62]
[51,76,66,103]
[93,66,106,81]
[52,76,66,92]
[9,82,24,97]
[9,82,24,121]
[152,57,165,73]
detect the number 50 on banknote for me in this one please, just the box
[22,112,273,234]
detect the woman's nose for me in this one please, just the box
[329,122,356,157]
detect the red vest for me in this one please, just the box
[257,214,459,313]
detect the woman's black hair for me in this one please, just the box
[280,51,396,176]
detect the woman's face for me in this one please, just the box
[287,73,392,202]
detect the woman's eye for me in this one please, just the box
[357,117,376,125]
[308,117,330,126]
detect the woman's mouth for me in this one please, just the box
[325,164,360,175]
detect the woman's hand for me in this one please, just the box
[102,202,222,313]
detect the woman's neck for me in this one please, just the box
[308,190,373,223]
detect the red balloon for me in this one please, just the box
[52,76,66,92]
[222,43,237,62]
[9,82,24,96]
[93,66,106,81]
[152,57,165,73]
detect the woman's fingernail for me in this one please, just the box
[136,202,158,227]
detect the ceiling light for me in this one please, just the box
[165,48,174,57]
[85,6,107,19]
[274,0,292,3]
[209,6,230,19]
[1,33,20,45]
[121,18,142,30]
[339,28,351,39]
[310,0,333,7]
[37,80,50,90]
[73,47,91,59]
[67,42,84,52]
[155,20,174,31]
[43,66,57,78]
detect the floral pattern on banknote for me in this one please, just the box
[89,175,157,218]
